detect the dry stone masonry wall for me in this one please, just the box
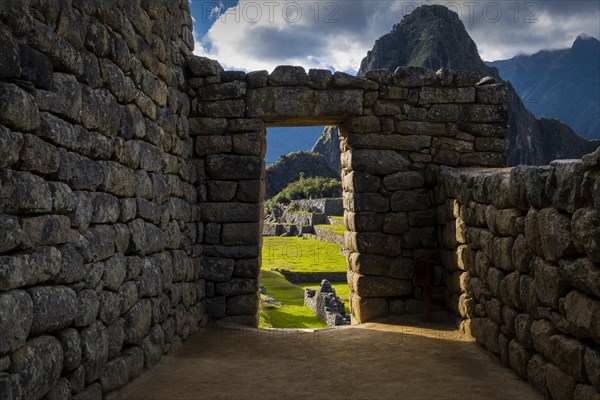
[188,62,509,325]
[2,1,596,399]
[0,1,203,399]
[437,148,600,399]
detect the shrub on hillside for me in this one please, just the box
[265,174,341,213]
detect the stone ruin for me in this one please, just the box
[0,1,598,399]
[305,280,350,327]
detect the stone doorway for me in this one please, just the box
[193,65,507,326]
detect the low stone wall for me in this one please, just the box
[437,148,600,399]
[293,198,344,216]
[305,280,350,326]
[276,270,348,284]
[313,226,345,246]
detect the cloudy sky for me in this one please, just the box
[190,0,600,74]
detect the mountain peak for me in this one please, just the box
[358,4,492,78]
[572,33,600,52]
[571,33,600,56]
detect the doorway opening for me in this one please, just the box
[260,126,349,329]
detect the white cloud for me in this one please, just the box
[193,0,600,72]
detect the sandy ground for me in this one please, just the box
[109,312,542,400]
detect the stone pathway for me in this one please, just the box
[108,312,542,400]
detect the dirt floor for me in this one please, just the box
[109,312,542,400]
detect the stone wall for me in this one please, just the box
[437,148,600,399]
[0,1,204,399]
[305,280,350,326]
[189,62,509,325]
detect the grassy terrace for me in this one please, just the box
[314,223,345,235]
[259,271,351,329]
[259,236,349,329]
[262,236,347,273]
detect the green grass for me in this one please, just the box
[259,271,327,329]
[315,224,346,235]
[262,236,347,273]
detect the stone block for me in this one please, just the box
[585,348,600,391]
[1,169,54,214]
[383,171,424,191]
[527,354,548,394]
[0,247,62,291]
[537,208,577,263]
[221,223,261,245]
[348,253,389,276]
[418,87,475,104]
[195,135,232,156]
[203,257,235,282]
[18,134,60,174]
[9,336,63,400]
[461,104,507,123]
[269,66,307,86]
[345,232,403,256]
[395,120,446,135]
[206,154,263,180]
[189,117,228,135]
[0,290,32,354]
[382,212,409,234]
[232,132,264,156]
[201,203,261,223]
[28,286,76,335]
[354,275,412,297]
[390,190,430,212]
[123,299,152,345]
[0,83,40,132]
[227,294,259,315]
[546,363,577,400]
[470,317,500,354]
[574,385,600,400]
[572,208,600,263]
[187,56,223,77]
[351,295,388,324]
[247,87,362,119]
[247,70,268,88]
[342,171,381,193]
[512,234,534,273]
[559,258,600,298]
[215,279,258,296]
[142,325,165,368]
[533,257,569,309]
[74,290,99,328]
[545,160,585,213]
[56,328,82,373]
[345,193,389,213]
[549,334,587,382]
[561,290,600,341]
[345,133,432,152]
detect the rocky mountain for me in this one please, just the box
[265,151,339,199]
[487,35,600,140]
[355,4,598,165]
[311,126,341,174]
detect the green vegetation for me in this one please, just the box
[259,271,327,329]
[262,236,347,273]
[328,216,344,223]
[315,224,346,235]
[259,236,350,329]
[265,174,341,213]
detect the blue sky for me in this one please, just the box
[190,0,600,74]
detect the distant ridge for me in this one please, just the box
[487,34,600,141]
